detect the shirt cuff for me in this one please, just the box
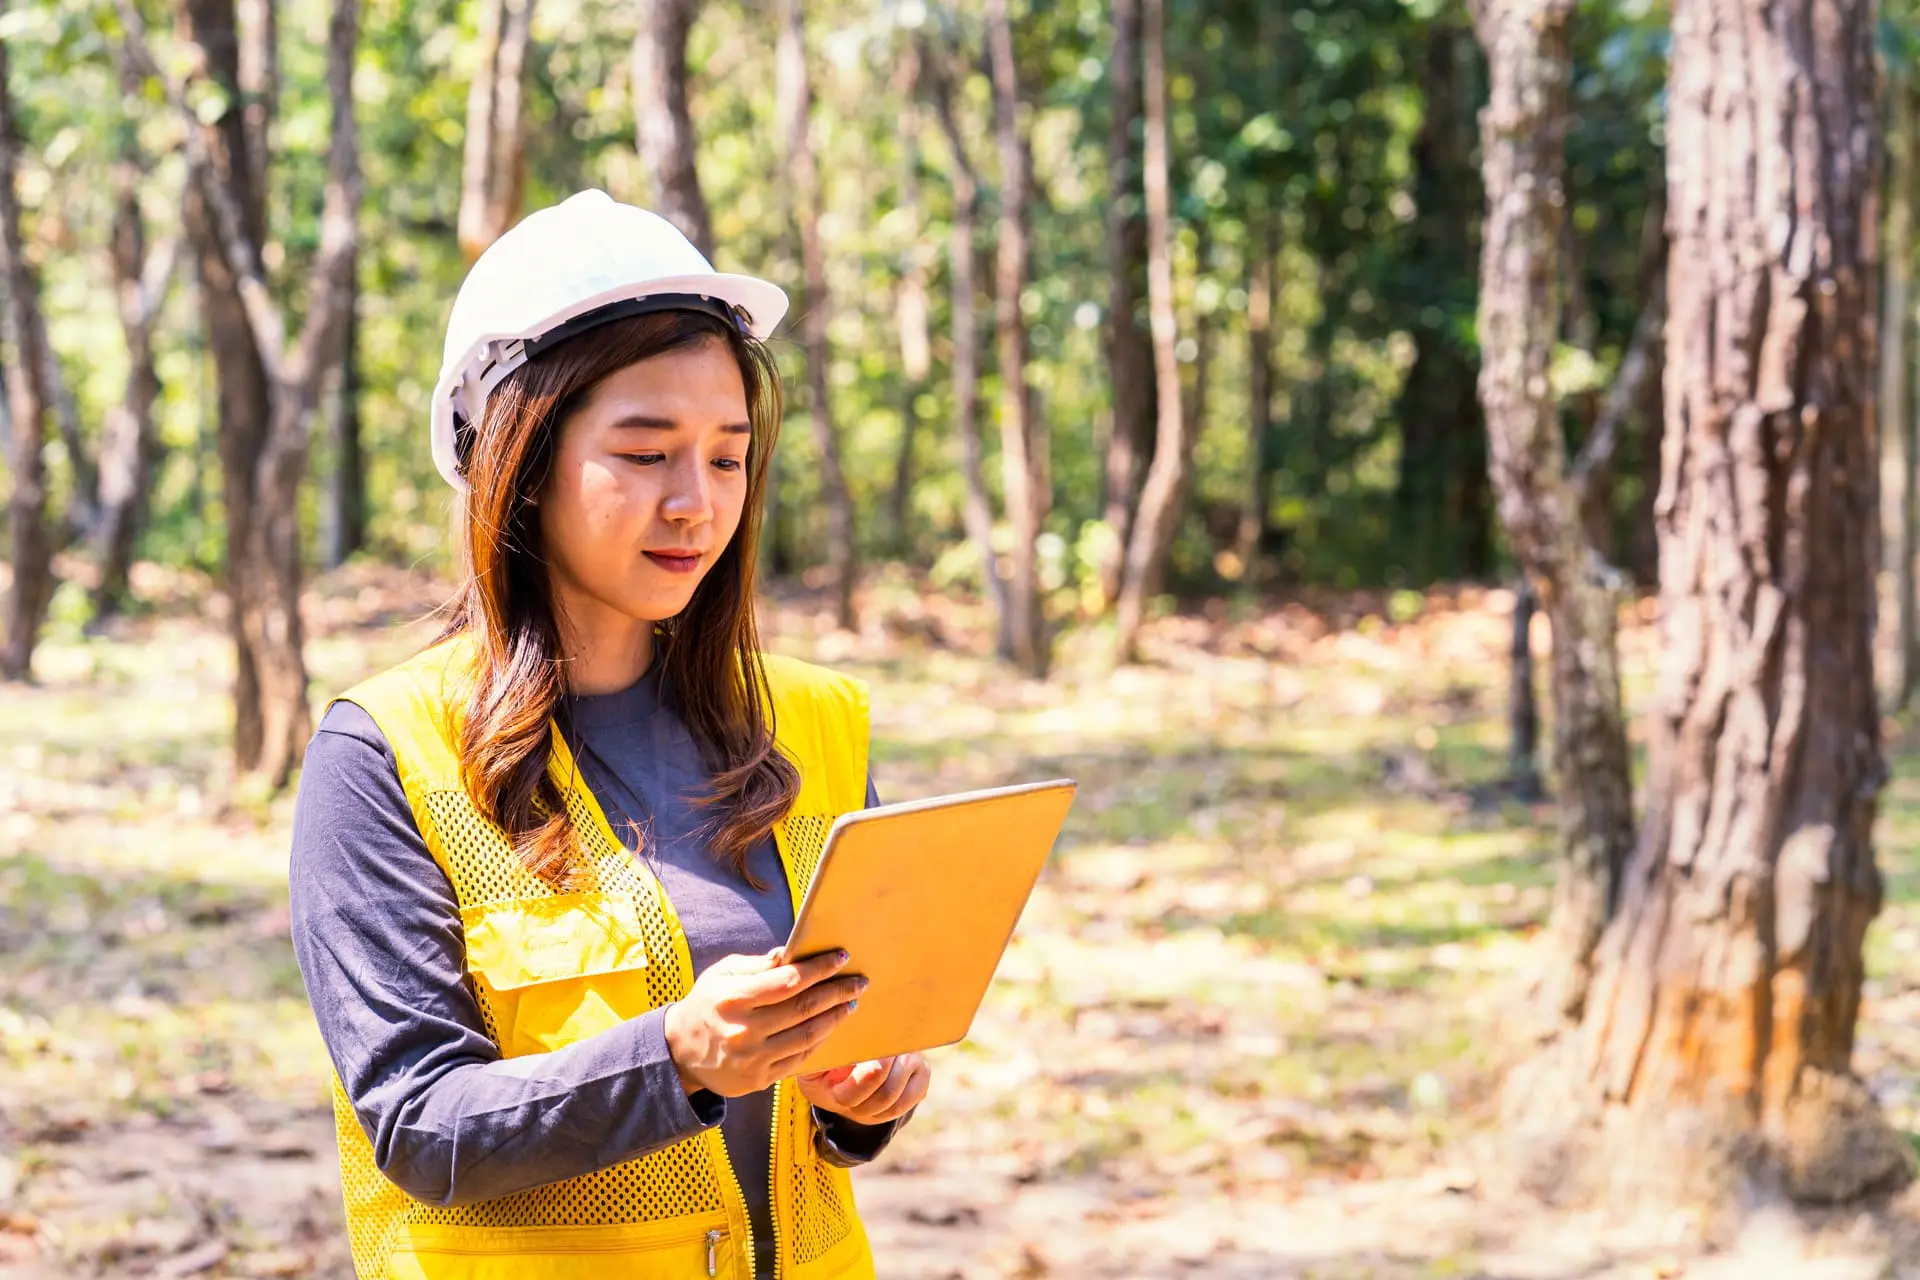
[811,1106,908,1168]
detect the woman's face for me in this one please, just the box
[538,336,752,629]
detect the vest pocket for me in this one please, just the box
[384,1219,739,1279]
[459,892,659,1056]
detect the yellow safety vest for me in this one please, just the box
[323,635,876,1280]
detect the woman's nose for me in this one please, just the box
[659,457,714,523]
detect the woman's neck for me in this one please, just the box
[552,589,656,695]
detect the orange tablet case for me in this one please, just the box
[783,778,1077,1074]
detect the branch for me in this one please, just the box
[918,31,981,207]
[1571,268,1667,500]
[114,0,289,385]
[280,0,359,401]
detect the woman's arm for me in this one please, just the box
[288,702,723,1207]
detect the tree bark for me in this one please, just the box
[320,240,363,569]
[923,34,1011,656]
[1392,20,1491,585]
[1471,0,1635,1021]
[632,0,712,259]
[1234,206,1280,580]
[458,0,534,263]
[0,27,57,681]
[888,49,931,557]
[776,0,856,630]
[1113,0,1192,663]
[92,65,180,624]
[1883,68,1914,707]
[1550,0,1912,1205]
[131,0,359,787]
[1510,575,1542,799]
[985,0,1047,675]
[1097,0,1156,607]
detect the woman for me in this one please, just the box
[290,190,930,1280]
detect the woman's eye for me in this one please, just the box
[620,453,666,466]
[713,457,745,472]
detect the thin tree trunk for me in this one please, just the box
[1884,68,1914,707]
[320,240,363,568]
[775,0,855,630]
[923,33,1010,656]
[1235,207,1278,580]
[1097,0,1156,607]
[92,68,179,623]
[1554,0,1911,1205]
[985,0,1047,675]
[237,0,275,217]
[458,0,534,262]
[1113,0,1191,663]
[1510,575,1541,799]
[0,28,56,681]
[888,49,931,558]
[632,0,712,259]
[1392,19,1490,584]
[1470,0,1634,1022]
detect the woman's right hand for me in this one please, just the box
[663,948,867,1098]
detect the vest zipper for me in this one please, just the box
[706,1228,722,1277]
[768,1078,785,1280]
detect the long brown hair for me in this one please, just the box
[438,309,800,887]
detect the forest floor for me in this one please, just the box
[8,563,1920,1278]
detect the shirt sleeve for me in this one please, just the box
[288,701,722,1208]
[809,767,915,1167]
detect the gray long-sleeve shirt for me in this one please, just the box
[288,662,901,1278]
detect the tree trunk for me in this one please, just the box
[888,50,931,558]
[632,0,713,259]
[1097,0,1156,607]
[320,240,363,568]
[985,0,1047,675]
[0,28,56,682]
[1510,575,1542,799]
[1113,0,1191,663]
[148,0,359,787]
[923,34,1011,657]
[458,0,534,263]
[1884,69,1913,707]
[236,0,275,220]
[92,70,177,624]
[1471,0,1635,1022]
[1546,0,1913,1206]
[182,0,276,770]
[776,0,856,630]
[1392,20,1491,585]
[1234,206,1279,580]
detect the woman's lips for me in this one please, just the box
[644,550,702,574]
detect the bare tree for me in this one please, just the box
[1469,0,1634,1021]
[1097,0,1155,606]
[1884,68,1915,707]
[1512,0,1915,1206]
[984,0,1048,675]
[887,44,933,556]
[632,0,712,258]
[0,25,58,681]
[922,29,1011,657]
[93,55,181,622]
[1234,205,1279,576]
[1112,0,1193,663]
[775,0,856,630]
[319,241,363,569]
[459,0,535,262]
[124,0,360,787]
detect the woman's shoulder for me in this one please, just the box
[336,634,478,720]
[758,651,869,717]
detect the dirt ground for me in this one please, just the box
[7,564,1920,1278]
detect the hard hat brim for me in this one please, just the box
[429,271,789,493]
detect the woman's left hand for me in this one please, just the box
[796,1053,931,1125]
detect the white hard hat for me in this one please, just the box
[428,189,790,492]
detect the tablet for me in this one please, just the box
[782,778,1077,1074]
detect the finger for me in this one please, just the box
[829,1057,893,1110]
[734,949,851,1008]
[858,1055,914,1118]
[762,997,858,1061]
[869,1060,930,1123]
[753,973,866,1033]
